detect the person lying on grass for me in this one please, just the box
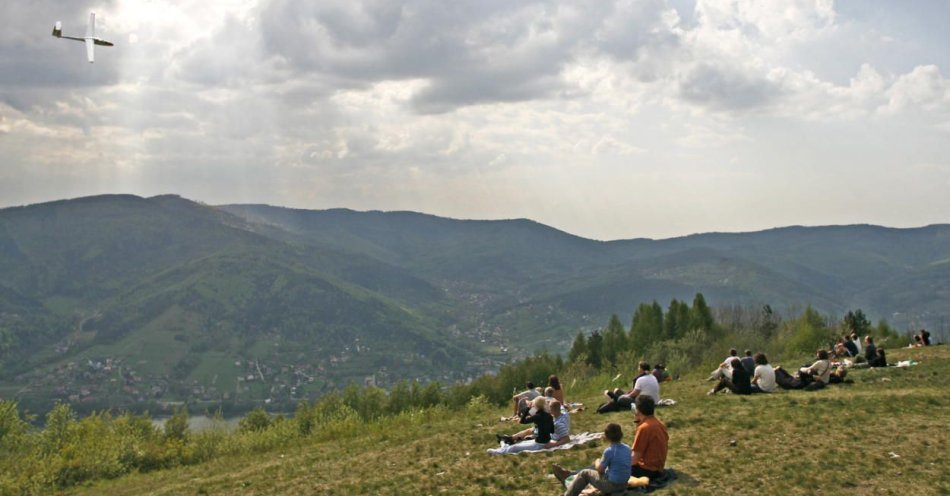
[750,352,776,393]
[598,362,658,413]
[708,358,751,395]
[553,422,631,496]
[494,399,571,450]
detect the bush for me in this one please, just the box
[238,407,272,433]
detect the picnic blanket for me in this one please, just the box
[567,468,678,494]
[492,431,603,455]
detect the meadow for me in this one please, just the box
[63,345,948,495]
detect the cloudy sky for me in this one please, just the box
[1,0,948,240]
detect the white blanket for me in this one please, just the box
[498,431,604,455]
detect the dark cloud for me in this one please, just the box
[255,0,672,113]
[677,62,780,110]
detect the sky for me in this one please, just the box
[1,0,948,240]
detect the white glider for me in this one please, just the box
[52,12,114,63]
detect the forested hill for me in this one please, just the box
[0,194,948,412]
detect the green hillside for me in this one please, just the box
[68,345,950,495]
[1,195,949,415]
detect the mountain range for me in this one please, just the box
[1,194,947,411]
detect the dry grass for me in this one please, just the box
[72,346,950,495]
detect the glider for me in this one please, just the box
[52,12,114,63]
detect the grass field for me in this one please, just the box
[73,345,950,495]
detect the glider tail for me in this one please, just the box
[52,21,62,37]
[87,12,95,38]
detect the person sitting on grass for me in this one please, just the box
[496,399,571,449]
[750,353,776,393]
[490,397,568,455]
[599,362,659,413]
[708,358,751,395]
[865,336,887,367]
[843,334,859,356]
[708,349,739,381]
[511,381,540,417]
[553,422,631,496]
[740,349,756,375]
[549,374,566,404]
[798,349,831,391]
[652,363,671,383]
[630,395,669,482]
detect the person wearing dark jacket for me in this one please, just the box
[865,336,887,367]
[708,358,751,395]
[489,396,555,454]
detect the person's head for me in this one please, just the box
[866,335,873,344]
[753,352,768,366]
[817,349,829,360]
[526,381,535,390]
[834,367,848,379]
[639,361,650,373]
[548,374,561,390]
[635,395,656,417]
[744,349,752,357]
[915,335,922,343]
[845,334,853,342]
[544,386,555,398]
[730,358,742,369]
[730,348,738,357]
[604,423,623,443]
[532,396,546,411]
[836,337,844,344]
[653,363,665,371]
[549,400,562,416]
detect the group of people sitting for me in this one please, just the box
[912,329,932,347]
[490,375,570,455]
[708,345,860,395]
[553,395,669,496]
[596,362,667,414]
[831,332,888,367]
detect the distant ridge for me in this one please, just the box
[1,194,948,412]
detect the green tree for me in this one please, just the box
[629,302,663,356]
[689,293,715,334]
[843,309,871,336]
[664,299,691,340]
[586,331,604,369]
[568,331,588,364]
[602,314,627,366]
[238,407,271,433]
[164,405,190,441]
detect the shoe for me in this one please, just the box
[552,464,571,483]
[502,435,516,445]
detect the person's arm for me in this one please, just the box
[631,450,643,467]
[545,435,571,449]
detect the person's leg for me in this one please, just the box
[710,377,733,394]
[499,440,545,455]
[631,465,663,481]
[563,468,598,496]
[511,427,533,442]
[589,476,628,494]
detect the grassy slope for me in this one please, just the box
[74,346,950,495]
